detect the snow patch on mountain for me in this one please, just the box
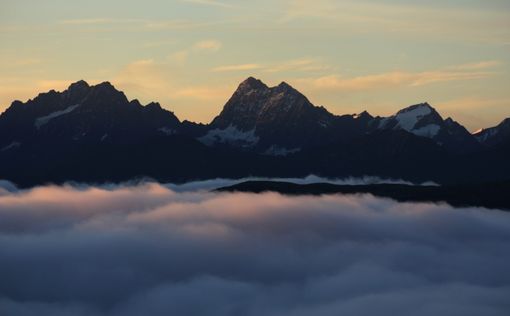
[394,104,432,131]
[158,127,175,136]
[318,120,329,128]
[198,125,259,148]
[377,104,443,139]
[35,104,80,129]
[263,145,301,156]
[412,124,441,138]
[1,141,20,152]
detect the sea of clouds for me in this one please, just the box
[0,179,509,316]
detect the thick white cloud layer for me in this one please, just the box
[0,182,509,316]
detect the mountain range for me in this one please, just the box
[1,77,509,187]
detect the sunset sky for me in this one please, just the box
[1,0,509,130]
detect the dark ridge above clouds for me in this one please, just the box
[1,79,510,187]
[216,180,510,211]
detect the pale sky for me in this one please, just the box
[1,0,509,130]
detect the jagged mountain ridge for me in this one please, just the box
[1,77,509,187]
[1,77,501,154]
[0,80,180,149]
[198,78,484,154]
[203,77,340,152]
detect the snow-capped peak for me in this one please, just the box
[394,103,433,131]
[377,103,444,139]
[396,102,433,113]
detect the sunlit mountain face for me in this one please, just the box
[1,1,510,315]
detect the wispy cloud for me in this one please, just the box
[453,60,502,71]
[212,58,329,73]
[165,39,223,64]
[279,0,510,43]
[112,59,173,103]
[112,58,232,122]
[212,63,264,72]
[0,58,42,68]
[167,50,190,63]
[142,40,178,48]
[265,58,330,73]
[59,18,116,25]
[180,0,234,9]
[193,39,222,52]
[173,86,233,100]
[12,58,42,66]
[436,96,510,131]
[296,61,500,92]
[144,19,216,30]
[59,18,144,25]
[58,18,230,31]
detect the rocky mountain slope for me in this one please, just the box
[0,78,509,186]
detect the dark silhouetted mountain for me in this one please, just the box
[474,118,510,148]
[0,78,509,187]
[197,82,480,155]
[200,78,382,154]
[200,77,343,154]
[0,80,180,149]
[216,180,510,211]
